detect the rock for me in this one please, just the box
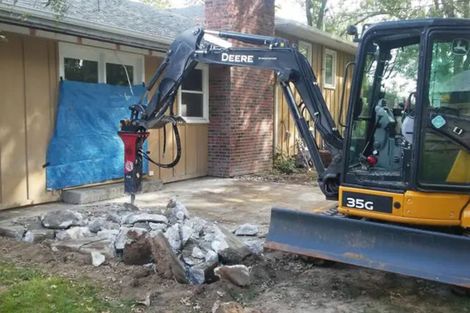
[96,229,119,240]
[115,227,147,250]
[149,222,167,232]
[205,250,219,263]
[149,232,188,283]
[181,242,204,266]
[41,210,85,229]
[183,217,206,239]
[0,222,26,240]
[91,251,106,266]
[192,246,206,259]
[240,238,264,255]
[50,238,115,257]
[181,224,193,246]
[214,265,251,287]
[133,222,151,231]
[164,224,182,252]
[217,226,252,264]
[123,231,152,265]
[22,229,55,243]
[56,226,93,241]
[124,213,168,225]
[88,218,106,233]
[234,224,259,236]
[166,198,189,222]
[188,259,219,284]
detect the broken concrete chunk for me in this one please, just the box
[114,227,147,250]
[205,250,219,263]
[164,224,182,252]
[0,223,26,240]
[192,246,206,259]
[91,251,106,267]
[214,265,251,287]
[88,218,106,233]
[181,224,193,246]
[240,237,264,255]
[124,213,168,225]
[167,198,189,222]
[41,210,85,229]
[96,229,119,241]
[56,226,93,241]
[183,217,206,239]
[50,238,115,257]
[188,259,219,285]
[149,222,167,232]
[149,232,188,284]
[23,229,55,243]
[234,224,259,236]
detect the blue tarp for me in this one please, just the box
[46,81,147,190]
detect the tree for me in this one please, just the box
[301,0,329,30]
[327,0,470,36]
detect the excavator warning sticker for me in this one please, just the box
[341,191,393,213]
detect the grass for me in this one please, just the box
[0,261,131,313]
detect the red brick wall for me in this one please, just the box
[205,0,275,177]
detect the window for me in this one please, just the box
[59,42,144,86]
[298,41,312,63]
[179,64,209,123]
[323,48,337,89]
[419,35,470,186]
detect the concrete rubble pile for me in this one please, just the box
[0,198,264,285]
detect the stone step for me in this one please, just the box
[61,179,163,204]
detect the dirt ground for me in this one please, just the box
[1,177,469,312]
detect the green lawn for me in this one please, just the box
[0,261,131,313]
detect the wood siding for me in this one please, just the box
[145,56,208,183]
[275,40,355,156]
[0,34,208,210]
[0,32,59,209]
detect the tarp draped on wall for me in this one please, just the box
[46,81,147,190]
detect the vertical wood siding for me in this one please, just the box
[0,33,59,210]
[275,41,355,157]
[145,56,208,183]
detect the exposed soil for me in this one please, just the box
[1,178,469,312]
[1,231,469,313]
[235,168,317,186]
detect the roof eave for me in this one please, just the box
[0,3,172,51]
[275,20,357,55]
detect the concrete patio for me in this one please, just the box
[0,177,333,230]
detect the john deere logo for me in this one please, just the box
[221,53,254,63]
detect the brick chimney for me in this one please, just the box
[205,0,275,177]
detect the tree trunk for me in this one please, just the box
[306,0,313,26]
[316,0,327,30]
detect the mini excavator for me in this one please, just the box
[119,19,470,288]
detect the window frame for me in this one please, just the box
[178,64,210,124]
[323,48,337,89]
[58,42,144,85]
[298,40,313,64]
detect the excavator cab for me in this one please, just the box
[266,20,470,288]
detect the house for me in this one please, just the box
[0,0,355,210]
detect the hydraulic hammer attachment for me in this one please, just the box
[265,208,470,288]
[118,130,149,199]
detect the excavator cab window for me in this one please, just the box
[418,32,470,188]
[345,33,421,189]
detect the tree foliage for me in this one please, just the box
[301,0,470,36]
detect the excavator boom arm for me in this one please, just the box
[123,27,343,198]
